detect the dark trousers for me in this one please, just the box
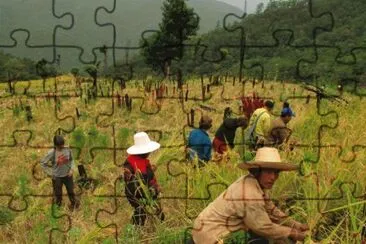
[52,175,77,207]
[248,231,269,243]
[127,195,165,226]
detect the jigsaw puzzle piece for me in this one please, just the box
[53,0,112,65]
[0,0,72,63]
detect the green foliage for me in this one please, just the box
[12,104,21,117]
[141,0,199,75]
[153,228,187,244]
[223,231,248,244]
[0,51,38,81]
[119,224,141,244]
[35,58,57,79]
[117,127,130,148]
[84,65,98,80]
[69,227,82,241]
[0,206,15,225]
[70,68,80,77]
[71,128,86,149]
[16,174,30,197]
[135,0,366,87]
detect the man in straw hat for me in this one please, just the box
[190,147,309,244]
[123,132,165,226]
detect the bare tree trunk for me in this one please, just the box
[165,61,171,81]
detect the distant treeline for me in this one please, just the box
[0,51,39,81]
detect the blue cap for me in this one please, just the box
[281,107,295,117]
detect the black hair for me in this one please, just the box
[236,117,248,128]
[224,107,232,120]
[283,102,290,109]
[137,153,150,158]
[53,135,65,147]
[199,116,212,130]
[248,168,261,177]
[264,100,274,109]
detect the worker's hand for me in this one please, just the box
[289,229,307,241]
[68,170,73,177]
[297,223,310,232]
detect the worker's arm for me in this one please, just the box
[68,148,74,176]
[202,137,212,161]
[244,202,292,239]
[265,198,306,230]
[40,149,55,177]
[262,115,272,138]
[244,203,307,241]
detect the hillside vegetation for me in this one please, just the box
[133,0,366,86]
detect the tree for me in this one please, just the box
[256,3,264,14]
[99,45,108,75]
[84,63,99,97]
[141,0,199,79]
[70,68,80,87]
[36,59,57,92]
[3,58,26,94]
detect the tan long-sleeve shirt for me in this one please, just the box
[192,174,300,244]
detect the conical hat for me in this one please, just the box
[238,147,298,171]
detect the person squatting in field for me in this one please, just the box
[186,115,213,167]
[213,116,248,155]
[265,102,296,150]
[123,132,165,226]
[40,135,80,210]
[190,147,309,244]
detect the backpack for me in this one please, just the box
[244,111,266,148]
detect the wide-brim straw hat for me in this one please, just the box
[127,132,160,155]
[238,147,298,171]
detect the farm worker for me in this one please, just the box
[187,115,213,167]
[191,147,309,244]
[246,100,274,150]
[213,117,248,155]
[123,132,165,226]
[266,102,296,149]
[40,135,80,210]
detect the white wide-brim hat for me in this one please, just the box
[127,132,160,155]
[238,147,298,171]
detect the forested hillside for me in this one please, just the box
[134,0,366,84]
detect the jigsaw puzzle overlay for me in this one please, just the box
[1,0,366,243]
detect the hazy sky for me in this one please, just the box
[218,0,269,12]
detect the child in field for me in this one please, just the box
[123,132,165,226]
[40,135,79,210]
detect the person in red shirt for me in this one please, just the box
[123,132,165,226]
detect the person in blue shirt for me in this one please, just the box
[187,115,213,167]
